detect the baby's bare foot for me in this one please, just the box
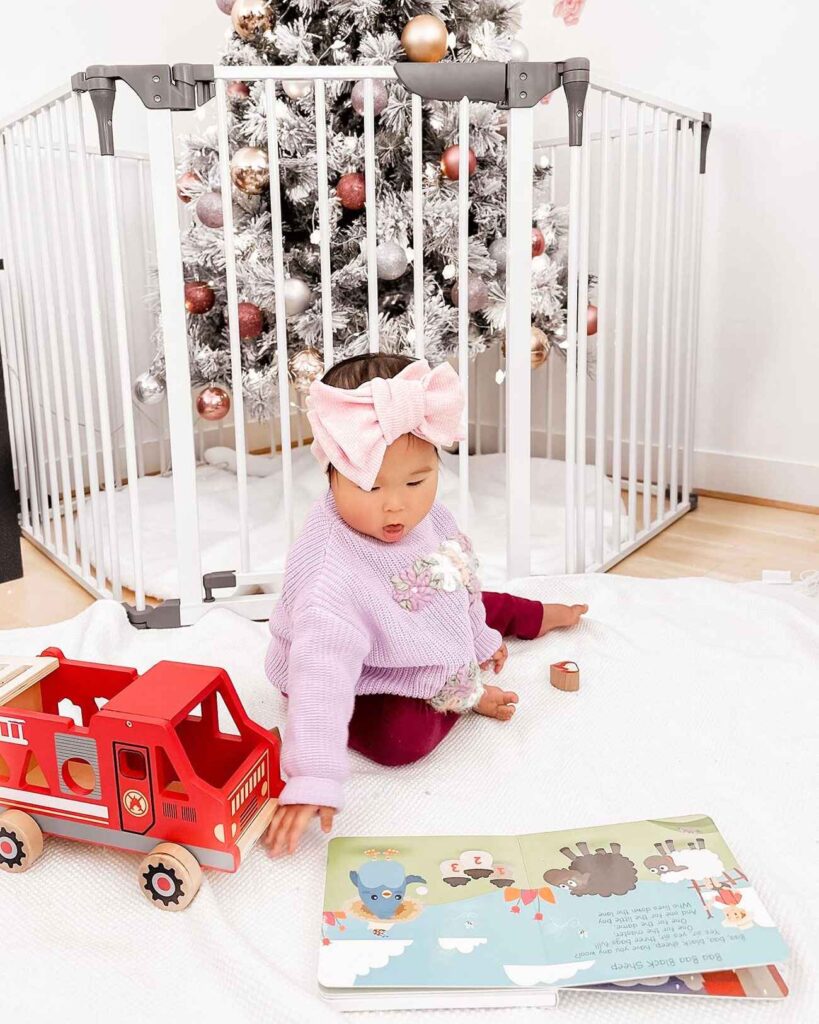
[537,603,588,637]
[476,684,518,721]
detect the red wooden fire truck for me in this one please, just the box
[0,648,283,910]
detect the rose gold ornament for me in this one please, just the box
[336,172,366,211]
[288,347,324,393]
[531,227,546,257]
[238,301,264,340]
[196,385,231,421]
[230,146,270,195]
[231,0,272,41]
[530,326,552,369]
[184,281,215,314]
[401,13,449,63]
[440,145,477,180]
[176,171,200,204]
[501,326,553,369]
[587,303,598,336]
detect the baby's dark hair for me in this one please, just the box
[318,353,429,482]
[320,352,415,391]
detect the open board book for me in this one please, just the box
[318,814,789,1011]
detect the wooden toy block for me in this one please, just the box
[550,661,580,692]
[0,646,284,909]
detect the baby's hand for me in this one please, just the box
[481,642,508,675]
[264,803,335,857]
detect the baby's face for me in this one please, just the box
[331,434,438,543]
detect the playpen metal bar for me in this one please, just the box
[0,60,709,626]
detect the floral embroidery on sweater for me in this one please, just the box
[391,534,482,611]
[428,660,484,714]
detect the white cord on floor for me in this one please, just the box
[797,570,819,597]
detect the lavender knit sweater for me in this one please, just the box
[265,490,503,810]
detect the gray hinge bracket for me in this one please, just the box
[71,63,216,156]
[395,57,590,146]
[203,570,238,603]
[123,599,182,629]
[700,112,712,173]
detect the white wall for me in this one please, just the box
[521,0,819,503]
[2,1,817,504]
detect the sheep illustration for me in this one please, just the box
[543,841,638,898]
[643,838,749,917]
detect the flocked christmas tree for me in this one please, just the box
[136,0,588,423]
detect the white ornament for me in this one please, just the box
[495,369,506,385]
[310,229,321,244]
[282,79,312,100]
[405,246,414,261]
[447,32,457,50]
[376,240,409,281]
[509,40,529,62]
[442,264,456,280]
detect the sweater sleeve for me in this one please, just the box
[278,604,370,811]
[470,593,504,664]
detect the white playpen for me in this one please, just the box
[0,59,710,627]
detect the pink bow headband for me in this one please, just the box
[306,359,465,491]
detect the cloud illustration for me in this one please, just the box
[318,940,412,988]
[438,937,488,954]
[504,960,595,986]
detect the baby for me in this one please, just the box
[264,354,587,855]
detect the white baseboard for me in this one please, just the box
[692,449,819,507]
[472,421,818,507]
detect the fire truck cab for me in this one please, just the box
[0,648,284,909]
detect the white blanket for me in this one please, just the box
[2,575,817,1023]
[78,451,626,598]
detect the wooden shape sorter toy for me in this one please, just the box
[0,649,283,910]
[550,661,580,692]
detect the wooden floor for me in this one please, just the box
[1,496,817,629]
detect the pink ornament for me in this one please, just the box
[553,0,587,27]
[440,145,477,180]
[531,227,545,257]
[196,386,231,421]
[587,303,598,336]
[227,81,251,101]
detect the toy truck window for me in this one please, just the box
[118,748,147,781]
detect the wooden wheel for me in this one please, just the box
[137,842,202,911]
[0,809,44,873]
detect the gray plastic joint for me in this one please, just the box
[560,58,590,147]
[123,599,181,630]
[700,112,712,173]
[504,62,561,108]
[72,63,215,156]
[202,569,238,603]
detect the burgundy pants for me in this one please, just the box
[347,591,542,768]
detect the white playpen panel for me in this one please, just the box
[0,60,709,627]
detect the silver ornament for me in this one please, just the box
[283,277,313,316]
[133,370,165,405]
[451,274,489,312]
[288,347,324,393]
[376,240,409,281]
[489,236,507,276]
[196,190,224,229]
[509,40,529,62]
[230,146,269,195]
[282,79,313,100]
[351,79,389,116]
